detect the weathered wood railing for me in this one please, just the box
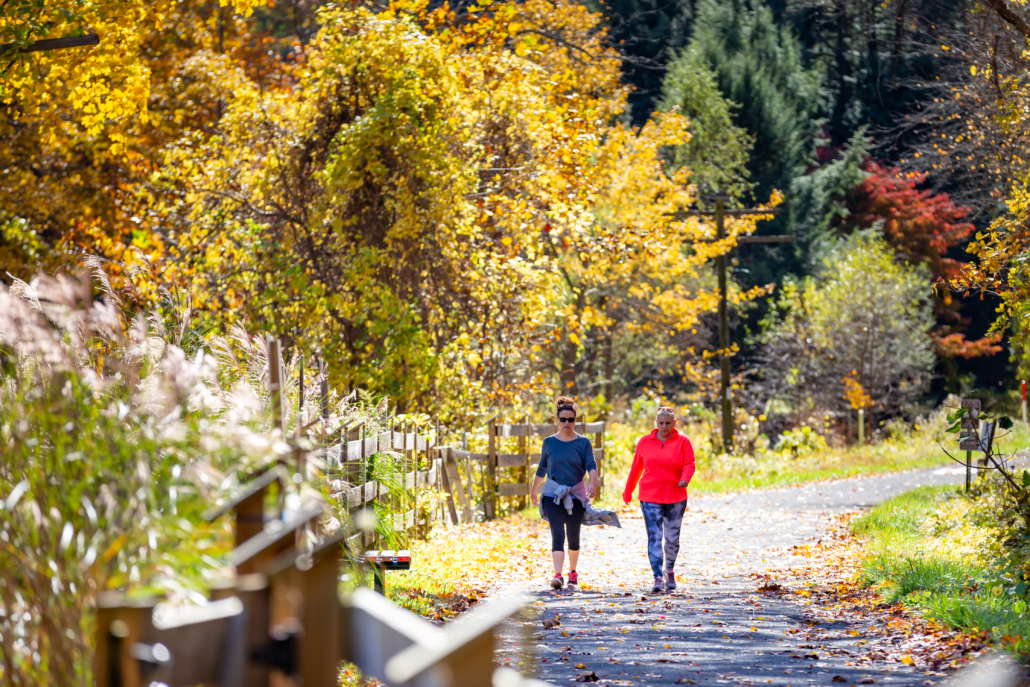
[96,462,546,687]
[265,337,606,537]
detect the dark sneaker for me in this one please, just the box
[550,574,564,590]
[568,570,579,585]
[652,576,664,593]
[665,571,677,591]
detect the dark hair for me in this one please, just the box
[555,395,578,416]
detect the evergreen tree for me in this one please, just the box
[590,0,695,125]
[659,45,753,199]
[689,0,824,200]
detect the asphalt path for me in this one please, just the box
[495,466,969,687]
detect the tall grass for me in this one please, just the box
[0,267,402,684]
[851,484,1030,656]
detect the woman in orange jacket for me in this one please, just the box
[622,406,695,593]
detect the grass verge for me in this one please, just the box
[600,408,1030,498]
[852,484,1030,657]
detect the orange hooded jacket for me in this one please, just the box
[622,428,695,504]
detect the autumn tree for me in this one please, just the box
[0,0,305,280]
[141,0,753,420]
[836,162,1000,360]
[752,233,935,427]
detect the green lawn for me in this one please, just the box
[852,483,1030,656]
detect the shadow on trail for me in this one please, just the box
[495,466,969,686]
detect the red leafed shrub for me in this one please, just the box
[844,162,999,359]
[847,162,974,281]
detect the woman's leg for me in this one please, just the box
[565,500,585,570]
[661,500,688,574]
[639,501,665,578]
[543,497,567,575]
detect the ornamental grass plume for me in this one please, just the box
[0,267,295,686]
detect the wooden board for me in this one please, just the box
[448,448,489,462]
[442,454,471,523]
[497,453,531,468]
[495,422,605,437]
[498,482,529,497]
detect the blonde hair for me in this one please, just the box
[656,406,676,419]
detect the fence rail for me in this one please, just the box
[265,338,607,544]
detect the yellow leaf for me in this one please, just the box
[750,626,757,632]
[970,65,977,76]
[501,236,512,246]
[508,22,521,35]
[901,655,914,666]
[569,332,581,345]
[575,663,586,669]
[101,533,128,564]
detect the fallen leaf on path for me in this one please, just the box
[831,676,847,683]
[542,617,560,629]
[575,671,600,682]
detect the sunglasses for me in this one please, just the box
[558,416,577,423]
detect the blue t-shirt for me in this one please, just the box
[536,435,597,486]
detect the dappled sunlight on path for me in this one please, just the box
[486,467,984,686]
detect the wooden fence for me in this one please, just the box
[439,419,607,523]
[266,338,607,545]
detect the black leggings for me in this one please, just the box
[543,496,585,552]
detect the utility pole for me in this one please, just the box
[669,199,791,451]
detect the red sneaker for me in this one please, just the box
[550,574,564,590]
[568,570,579,585]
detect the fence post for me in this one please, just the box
[408,420,416,543]
[486,416,498,520]
[298,353,305,436]
[438,416,446,526]
[266,337,284,432]
[517,415,528,510]
[361,423,369,552]
[319,358,330,427]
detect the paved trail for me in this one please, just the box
[495,466,968,686]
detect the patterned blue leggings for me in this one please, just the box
[640,500,687,578]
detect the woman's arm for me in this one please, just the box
[622,442,645,503]
[678,437,696,488]
[586,469,598,499]
[532,440,550,506]
[530,474,545,506]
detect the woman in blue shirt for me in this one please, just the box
[530,396,598,589]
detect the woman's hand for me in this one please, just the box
[586,482,596,500]
[678,479,688,488]
[622,492,632,504]
[530,490,539,506]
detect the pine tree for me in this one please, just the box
[591,0,694,125]
[689,0,824,200]
[659,45,753,198]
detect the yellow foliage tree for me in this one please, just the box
[139,0,770,419]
